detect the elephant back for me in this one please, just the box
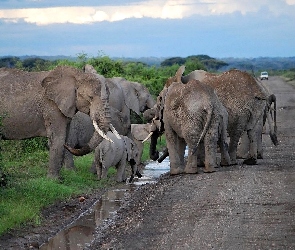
[202,70,267,115]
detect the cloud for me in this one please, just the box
[0,0,294,25]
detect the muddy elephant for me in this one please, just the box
[237,83,277,159]
[0,66,111,178]
[63,64,155,169]
[147,66,231,175]
[179,67,278,165]
[93,131,141,182]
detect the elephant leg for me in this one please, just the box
[197,141,205,167]
[46,114,69,179]
[177,137,186,169]
[165,126,184,175]
[256,119,264,159]
[93,148,102,179]
[101,165,108,179]
[219,139,231,167]
[184,144,198,174]
[228,118,247,165]
[203,130,218,173]
[243,128,258,165]
[116,160,127,183]
[237,132,250,159]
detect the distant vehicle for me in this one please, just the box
[260,71,269,80]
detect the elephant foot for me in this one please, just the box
[184,165,198,174]
[257,152,263,159]
[47,172,61,180]
[170,167,184,175]
[203,166,216,173]
[243,157,257,165]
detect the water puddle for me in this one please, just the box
[39,156,170,250]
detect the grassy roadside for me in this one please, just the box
[0,136,166,236]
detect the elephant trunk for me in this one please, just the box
[149,130,160,161]
[64,144,91,156]
[157,147,169,163]
[65,81,112,156]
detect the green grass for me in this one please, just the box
[0,136,166,235]
[0,140,116,235]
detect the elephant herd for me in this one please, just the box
[0,64,278,182]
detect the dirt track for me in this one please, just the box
[89,76,295,249]
[0,76,294,250]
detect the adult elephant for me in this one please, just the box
[63,64,155,169]
[0,66,111,179]
[84,64,155,135]
[179,67,278,165]
[237,81,277,159]
[146,66,231,175]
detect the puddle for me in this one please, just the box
[39,155,171,250]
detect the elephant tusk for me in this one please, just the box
[110,123,121,139]
[92,120,114,143]
[142,132,153,143]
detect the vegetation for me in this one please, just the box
[1,53,294,235]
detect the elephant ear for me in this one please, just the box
[42,75,77,118]
[131,124,150,141]
[120,80,141,115]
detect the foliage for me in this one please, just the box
[0,57,20,68]
[160,57,186,66]
[220,57,295,72]
[160,55,227,72]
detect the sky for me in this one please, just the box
[0,0,295,59]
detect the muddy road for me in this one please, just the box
[89,76,295,250]
[0,76,294,250]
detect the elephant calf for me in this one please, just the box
[93,131,142,182]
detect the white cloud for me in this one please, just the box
[0,0,294,25]
[286,0,295,5]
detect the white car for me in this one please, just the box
[260,71,268,80]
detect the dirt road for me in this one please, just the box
[89,76,295,250]
[0,76,294,250]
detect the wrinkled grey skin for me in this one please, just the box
[64,64,155,170]
[149,66,231,175]
[94,132,140,182]
[180,68,277,165]
[0,66,111,178]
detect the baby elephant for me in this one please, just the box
[94,131,142,183]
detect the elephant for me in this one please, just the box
[63,64,155,170]
[146,66,231,175]
[178,67,278,165]
[237,81,277,159]
[0,66,112,178]
[93,131,142,183]
[84,64,155,135]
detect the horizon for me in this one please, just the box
[1,1,295,58]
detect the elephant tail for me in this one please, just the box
[192,107,213,155]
